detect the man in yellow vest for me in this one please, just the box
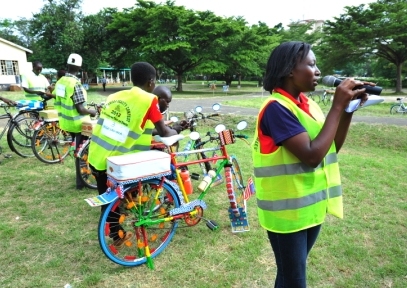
[252,41,374,287]
[54,53,96,190]
[21,61,53,100]
[88,62,177,248]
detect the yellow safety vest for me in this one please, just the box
[22,72,49,100]
[53,76,89,133]
[252,92,343,233]
[88,87,155,171]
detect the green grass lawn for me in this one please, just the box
[0,88,406,287]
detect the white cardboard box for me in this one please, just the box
[107,150,171,182]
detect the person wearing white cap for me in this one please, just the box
[53,53,96,190]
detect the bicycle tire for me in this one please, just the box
[78,140,97,189]
[390,104,403,115]
[307,92,320,104]
[13,111,40,121]
[6,116,38,158]
[312,94,321,103]
[98,178,180,267]
[196,152,208,176]
[230,156,246,208]
[31,122,72,164]
[321,93,328,106]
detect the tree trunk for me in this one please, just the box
[396,62,402,93]
[177,74,183,91]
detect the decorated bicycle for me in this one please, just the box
[84,118,254,269]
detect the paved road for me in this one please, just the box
[5,88,401,127]
[166,93,407,126]
[95,88,407,126]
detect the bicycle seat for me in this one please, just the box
[153,134,185,146]
[397,98,402,101]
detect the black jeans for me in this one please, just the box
[89,164,123,241]
[69,132,88,189]
[267,225,321,288]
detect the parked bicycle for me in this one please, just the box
[85,120,251,268]
[181,104,221,177]
[390,97,407,115]
[306,92,320,103]
[31,101,103,165]
[0,97,51,159]
[5,96,53,158]
[0,102,39,161]
[321,89,335,106]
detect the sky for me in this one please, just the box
[0,0,375,27]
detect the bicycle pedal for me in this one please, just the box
[206,220,218,231]
[228,207,250,233]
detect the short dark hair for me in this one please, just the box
[57,69,66,78]
[152,85,171,100]
[32,61,42,68]
[263,41,311,92]
[131,62,156,86]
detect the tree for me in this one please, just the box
[80,8,118,74]
[29,0,84,69]
[0,18,32,47]
[281,20,323,46]
[107,0,241,91]
[319,0,407,92]
[202,19,281,87]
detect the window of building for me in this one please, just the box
[0,60,20,76]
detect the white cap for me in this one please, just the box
[67,53,82,67]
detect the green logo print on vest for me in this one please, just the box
[104,100,132,127]
[88,88,155,171]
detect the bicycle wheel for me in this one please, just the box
[6,116,38,158]
[230,156,245,208]
[98,178,181,267]
[31,122,72,164]
[307,92,319,103]
[321,93,328,106]
[196,151,211,176]
[390,104,402,115]
[78,140,97,189]
[13,111,39,122]
[312,94,321,103]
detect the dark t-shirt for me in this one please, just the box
[260,101,306,146]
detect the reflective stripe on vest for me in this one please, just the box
[252,92,343,233]
[142,120,155,144]
[257,185,341,211]
[254,152,338,177]
[88,87,156,171]
[54,76,88,133]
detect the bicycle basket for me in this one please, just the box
[219,129,235,145]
